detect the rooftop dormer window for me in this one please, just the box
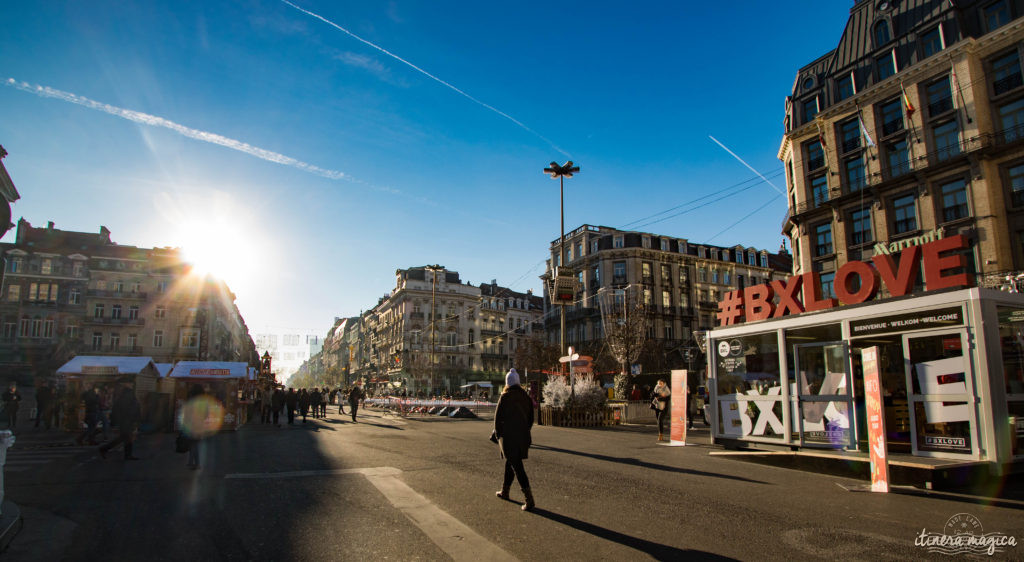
[874,20,891,47]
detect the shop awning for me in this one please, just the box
[57,356,158,377]
[168,361,248,379]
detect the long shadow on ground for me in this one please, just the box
[532,444,769,484]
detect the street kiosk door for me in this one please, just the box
[903,329,979,458]
[793,342,855,449]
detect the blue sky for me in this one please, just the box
[0,1,853,336]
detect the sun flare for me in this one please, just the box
[176,219,256,294]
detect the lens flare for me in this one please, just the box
[178,395,225,439]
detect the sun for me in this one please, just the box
[177,220,256,294]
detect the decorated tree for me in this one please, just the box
[597,286,648,400]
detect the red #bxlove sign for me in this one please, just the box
[717,235,972,327]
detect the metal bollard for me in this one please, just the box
[0,430,14,516]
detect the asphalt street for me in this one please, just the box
[4,407,1024,561]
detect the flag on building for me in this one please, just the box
[901,83,916,118]
[859,116,876,148]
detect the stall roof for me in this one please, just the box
[155,363,174,378]
[57,356,158,376]
[169,361,249,379]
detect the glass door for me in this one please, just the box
[793,342,854,449]
[903,329,978,458]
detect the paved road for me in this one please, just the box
[5,407,1024,560]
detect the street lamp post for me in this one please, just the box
[544,161,580,393]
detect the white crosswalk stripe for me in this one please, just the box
[5,446,95,472]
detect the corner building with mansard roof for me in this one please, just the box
[780,0,1024,291]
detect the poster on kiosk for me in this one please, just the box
[667,369,688,446]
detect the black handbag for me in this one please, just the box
[489,429,499,444]
[175,433,190,453]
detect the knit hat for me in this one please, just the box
[505,368,520,387]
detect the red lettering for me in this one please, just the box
[872,245,920,297]
[771,276,804,318]
[716,290,744,326]
[802,272,838,312]
[922,234,972,291]
[744,284,775,321]
[834,261,879,305]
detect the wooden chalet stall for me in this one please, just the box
[168,361,249,430]
[55,356,160,431]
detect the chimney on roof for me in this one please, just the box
[491,279,497,285]
[47,221,54,230]
[99,226,111,243]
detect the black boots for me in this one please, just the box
[496,485,510,500]
[521,488,535,511]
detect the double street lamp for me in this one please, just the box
[544,160,580,379]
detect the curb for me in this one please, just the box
[0,500,23,553]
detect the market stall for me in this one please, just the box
[55,356,161,431]
[168,361,249,430]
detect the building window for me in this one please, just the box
[660,238,669,251]
[836,74,855,101]
[992,49,1023,96]
[127,333,137,350]
[712,270,720,284]
[874,20,891,47]
[155,306,166,319]
[591,240,599,254]
[92,332,102,351]
[805,140,825,171]
[877,51,896,81]
[592,265,600,287]
[814,223,833,257]
[878,98,904,136]
[984,1,1011,32]
[65,325,78,340]
[181,330,199,348]
[30,318,41,338]
[926,76,954,118]
[153,329,164,348]
[893,194,918,234]
[37,284,49,302]
[612,261,626,283]
[850,207,873,246]
[886,139,910,178]
[111,305,122,320]
[698,268,707,283]
[72,262,83,277]
[998,97,1024,143]
[844,157,866,192]
[810,174,829,205]
[664,325,675,340]
[642,262,652,282]
[40,259,52,275]
[94,304,105,319]
[574,242,583,261]
[69,288,80,304]
[156,281,167,293]
[1008,162,1024,207]
[128,305,139,320]
[939,179,969,222]
[6,285,18,302]
[803,97,819,123]
[760,254,768,268]
[662,290,671,308]
[920,27,944,59]
[735,251,744,264]
[9,259,20,273]
[642,236,651,249]
[109,333,120,350]
[724,272,732,285]
[661,264,671,283]
[820,272,836,299]
[932,120,961,161]
[839,119,861,153]
[613,235,624,249]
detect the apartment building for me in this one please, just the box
[780,0,1024,289]
[0,219,257,380]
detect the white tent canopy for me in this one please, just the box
[57,356,158,376]
[155,363,174,378]
[168,361,248,379]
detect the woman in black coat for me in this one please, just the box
[494,368,535,511]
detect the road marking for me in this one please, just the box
[225,466,517,562]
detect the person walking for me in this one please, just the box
[271,386,285,427]
[2,382,21,431]
[99,380,141,461]
[348,382,363,422]
[310,388,322,419]
[337,387,347,415]
[653,379,671,442]
[285,388,297,424]
[99,386,113,441]
[319,389,327,418]
[179,384,223,470]
[299,389,309,423]
[76,386,101,445]
[35,381,53,430]
[493,368,535,511]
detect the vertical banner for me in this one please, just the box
[670,369,688,445]
[861,346,889,493]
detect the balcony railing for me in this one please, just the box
[87,289,148,300]
[84,317,146,326]
[994,72,1024,96]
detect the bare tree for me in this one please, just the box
[597,286,648,399]
[513,334,561,375]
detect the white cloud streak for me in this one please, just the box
[279,0,571,158]
[4,78,350,182]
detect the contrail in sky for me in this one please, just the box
[708,135,786,196]
[279,0,571,158]
[4,78,350,182]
